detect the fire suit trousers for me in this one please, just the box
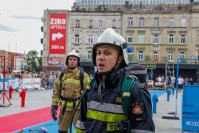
[58,109,80,132]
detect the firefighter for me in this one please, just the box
[75,28,155,133]
[51,50,90,133]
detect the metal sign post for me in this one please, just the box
[162,58,197,120]
[0,55,12,106]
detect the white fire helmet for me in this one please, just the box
[92,28,129,66]
[66,50,80,66]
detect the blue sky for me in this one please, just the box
[0,0,75,54]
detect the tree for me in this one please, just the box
[25,50,41,72]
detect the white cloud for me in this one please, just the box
[0,0,75,54]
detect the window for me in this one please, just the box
[153,51,159,58]
[127,34,133,44]
[168,18,175,27]
[75,34,80,43]
[153,51,159,62]
[168,52,174,62]
[168,34,174,44]
[112,19,116,29]
[128,17,133,27]
[138,51,144,61]
[180,34,186,44]
[180,17,187,27]
[197,51,199,61]
[88,50,92,59]
[89,20,93,28]
[139,17,144,27]
[179,51,185,59]
[99,20,103,28]
[154,17,160,27]
[138,34,145,44]
[152,34,160,44]
[75,20,80,28]
[88,36,93,44]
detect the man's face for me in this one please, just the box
[67,56,78,69]
[96,44,122,73]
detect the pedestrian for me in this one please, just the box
[51,50,91,133]
[75,28,155,133]
[178,76,184,92]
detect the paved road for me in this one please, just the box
[153,92,182,133]
[0,89,52,116]
[0,89,183,133]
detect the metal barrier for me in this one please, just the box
[0,78,43,91]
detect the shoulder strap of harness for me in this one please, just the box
[59,67,84,90]
[121,75,137,116]
[79,67,84,90]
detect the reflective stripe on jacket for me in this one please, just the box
[86,100,127,122]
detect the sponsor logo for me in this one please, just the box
[186,121,199,127]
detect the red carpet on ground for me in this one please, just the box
[0,107,52,132]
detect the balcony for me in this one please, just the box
[150,27,162,33]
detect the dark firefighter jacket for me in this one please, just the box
[75,68,155,133]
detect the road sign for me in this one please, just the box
[146,64,156,69]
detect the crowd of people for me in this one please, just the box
[0,71,59,91]
[148,75,199,90]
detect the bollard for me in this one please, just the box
[152,95,158,113]
[19,89,26,107]
[166,89,171,102]
[9,85,14,99]
[171,87,175,95]
[168,86,175,95]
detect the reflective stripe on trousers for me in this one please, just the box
[76,120,85,130]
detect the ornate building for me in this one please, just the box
[41,1,199,80]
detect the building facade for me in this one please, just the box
[41,10,69,71]
[41,1,199,80]
[0,50,25,73]
[75,0,193,5]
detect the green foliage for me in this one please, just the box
[25,50,41,72]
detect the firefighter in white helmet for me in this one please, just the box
[51,50,90,133]
[75,28,155,133]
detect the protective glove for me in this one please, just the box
[51,105,58,121]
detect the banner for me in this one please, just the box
[49,14,67,54]
[47,57,62,66]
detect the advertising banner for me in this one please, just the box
[47,57,62,66]
[49,14,67,54]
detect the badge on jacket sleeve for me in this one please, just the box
[115,96,121,103]
[132,102,143,115]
